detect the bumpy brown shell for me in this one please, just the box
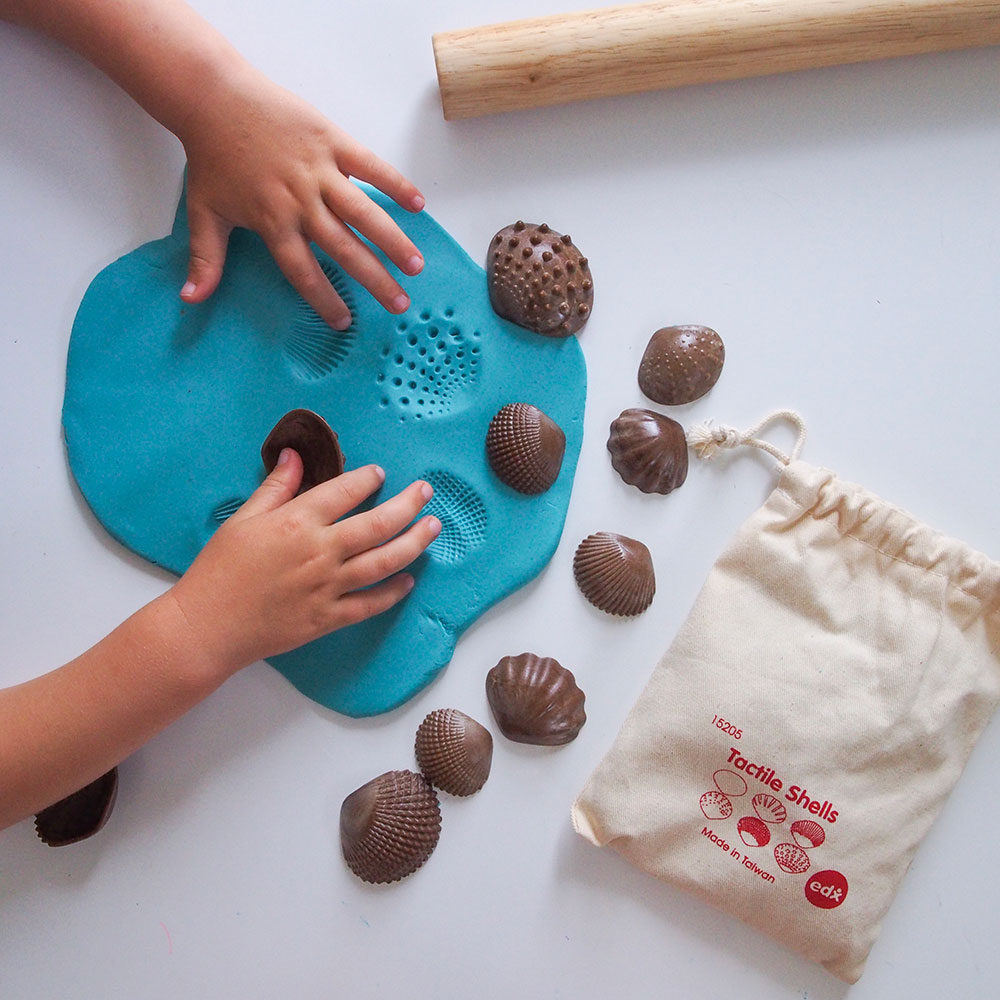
[415,709,493,796]
[340,770,441,884]
[34,767,119,847]
[638,325,725,405]
[486,403,566,494]
[486,221,593,337]
[607,408,688,495]
[573,532,655,616]
[261,408,344,494]
[485,653,586,745]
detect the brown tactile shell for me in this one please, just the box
[340,770,441,884]
[485,653,586,746]
[486,221,594,337]
[637,325,725,405]
[607,408,689,495]
[415,708,493,796]
[573,532,655,617]
[486,403,566,494]
[261,408,345,494]
[34,767,119,847]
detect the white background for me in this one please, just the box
[2,1,999,997]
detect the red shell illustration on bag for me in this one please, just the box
[790,819,826,849]
[700,790,733,820]
[752,793,787,825]
[712,769,748,797]
[774,842,811,874]
[737,815,771,848]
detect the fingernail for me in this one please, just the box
[391,294,410,313]
[180,281,196,299]
[402,574,416,593]
[374,465,386,482]
[420,481,433,501]
[405,255,424,276]
[277,447,293,467]
[410,194,425,212]
[333,314,352,331]
[427,516,441,538]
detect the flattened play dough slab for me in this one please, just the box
[63,182,586,717]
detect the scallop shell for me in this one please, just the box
[485,653,586,745]
[737,815,771,848]
[415,708,493,796]
[607,408,689,495]
[774,842,811,874]
[486,403,566,494]
[34,767,119,847]
[752,792,787,825]
[573,532,655,616]
[790,819,826,849]
[340,770,441,884]
[261,408,344,494]
[486,221,594,337]
[699,790,733,821]
[638,325,725,406]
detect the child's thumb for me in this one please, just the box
[228,449,304,522]
[181,204,232,303]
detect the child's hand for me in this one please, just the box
[169,449,439,680]
[177,66,426,331]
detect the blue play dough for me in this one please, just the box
[63,181,587,717]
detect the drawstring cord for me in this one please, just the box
[686,410,807,467]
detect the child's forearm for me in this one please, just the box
[0,0,247,141]
[0,590,229,831]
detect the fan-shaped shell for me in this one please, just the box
[486,402,566,494]
[607,408,688,495]
[261,408,344,494]
[340,770,441,884]
[638,325,725,405]
[699,790,732,821]
[790,819,826,849]
[752,793,787,825]
[485,653,586,745]
[415,708,493,796]
[774,842,811,874]
[486,221,594,337]
[34,767,119,847]
[573,532,655,616]
[737,815,771,848]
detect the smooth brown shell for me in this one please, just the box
[485,653,586,746]
[261,408,344,494]
[486,403,566,494]
[34,767,119,847]
[607,408,688,495]
[340,770,441,884]
[486,221,593,337]
[638,325,725,405]
[573,532,655,616]
[415,709,493,796]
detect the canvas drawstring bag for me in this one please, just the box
[571,410,1000,983]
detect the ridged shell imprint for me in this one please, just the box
[261,408,344,494]
[340,770,441,884]
[486,403,566,494]
[486,221,594,337]
[607,408,689,495]
[485,653,586,745]
[573,532,655,616]
[790,819,826,849]
[34,767,119,847]
[637,325,725,406]
[415,709,493,796]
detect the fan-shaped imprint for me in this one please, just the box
[419,470,487,565]
[284,259,357,379]
[573,532,655,616]
[210,497,245,525]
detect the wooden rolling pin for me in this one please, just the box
[433,0,1000,119]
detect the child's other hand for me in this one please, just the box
[168,449,439,680]
[177,67,426,331]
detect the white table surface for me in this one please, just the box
[2,2,999,997]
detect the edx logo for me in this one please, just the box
[804,870,849,909]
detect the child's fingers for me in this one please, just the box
[323,180,423,278]
[306,209,410,316]
[267,234,353,331]
[335,573,417,628]
[340,516,440,592]
[228,447,303,522]
[304,464,386,524]
[333,480,434,558]
[339,142,426,214]
[182,202,233,303]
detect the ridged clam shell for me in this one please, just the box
[485,653,586,746]
[737,815,771,848]
[415,709,493,796]
[340,770,441,884]
[486,403,566,494]
[790,819,826,849]
[486,221,594,337]
[752,793,787,825]
[638,325,725,405]
[261,408,344,494]
[607,408,688,495]
[572,532,655,616]
[34,767,119,847]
